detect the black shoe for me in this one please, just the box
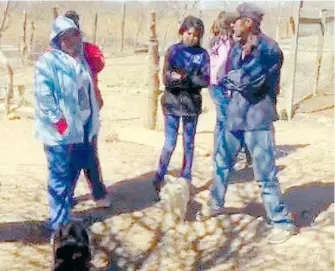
[153,180,164,201]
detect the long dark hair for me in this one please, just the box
[178,15,205,45]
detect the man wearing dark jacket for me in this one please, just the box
[209,2,298,244]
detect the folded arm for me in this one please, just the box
[223,45,283,97]
[163,47,189,89]
[188,52,210,89]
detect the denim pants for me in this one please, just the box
[44,126,106,230]
[44,144,72,231]
[155,114,198,182]
[211,126,295,230]
[210,85,252,164]
[209,85,229,154]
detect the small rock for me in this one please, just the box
[105,132,119,143]
[132,211,144,218]
[205,217,218,234]
[7,113,20,120]
[117,258,127,268]
[176,224,189,235]
[193,221,206,237]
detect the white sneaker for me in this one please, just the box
[267,227,298,244]
[96,197,112,208]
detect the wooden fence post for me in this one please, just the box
[285,1,301,120]
[0,51,13,116]
[53,6,59,19]
[0,0,10,45]
[0,0,13,109]
[28,21,35,61]
[92,12,98,44]
[20,10,27,64]
[134,13,144,48]
[145,12,160,130]
[312,9,327,96]
[120,2,126,52]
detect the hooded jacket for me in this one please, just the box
[34,16,100,145]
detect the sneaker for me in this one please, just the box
[204,199,225,218]
[267,227,298,244]
[209,206,225,217]
[96,197,112,208]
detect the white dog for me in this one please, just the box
[159,175,190,225]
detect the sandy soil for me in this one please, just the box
[0,53,333,270]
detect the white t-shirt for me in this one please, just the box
[75,57,92,124]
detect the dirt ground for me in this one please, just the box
[0,53,334,270]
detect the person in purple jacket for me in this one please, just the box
[153,15,210,197]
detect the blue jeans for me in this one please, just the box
[211,126,295,230]
[44,144,72,231]
[44,126,106,230]
[210,85,252,164]
[155,114,198,182]
[209,85,230,154]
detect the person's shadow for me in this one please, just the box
[0,170,161,244]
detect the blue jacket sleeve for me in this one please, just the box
[162,46,189,89]
[188,51,210,89]
[34,54,63,124]
[223,44,283,97]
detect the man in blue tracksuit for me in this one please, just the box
[209,3,298,244]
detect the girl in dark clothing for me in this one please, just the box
[153,15,210,196]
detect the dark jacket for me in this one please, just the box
[222,34,283,131]
[161,42,210,116]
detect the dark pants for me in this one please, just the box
[69,124,107,202]
[155,114,198,182]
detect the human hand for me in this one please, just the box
[171,71,183,80]
[54,118,68,135]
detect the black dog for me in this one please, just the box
[51,220,91,271]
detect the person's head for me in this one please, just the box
[64,10,80,29]
[211,11,237,38]
[179,15,205,47]
[234,3,264,39]
[59,28,81,57]
[50,16,82,57]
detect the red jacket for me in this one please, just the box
[83,42,105,109]
[46,42,105,109]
